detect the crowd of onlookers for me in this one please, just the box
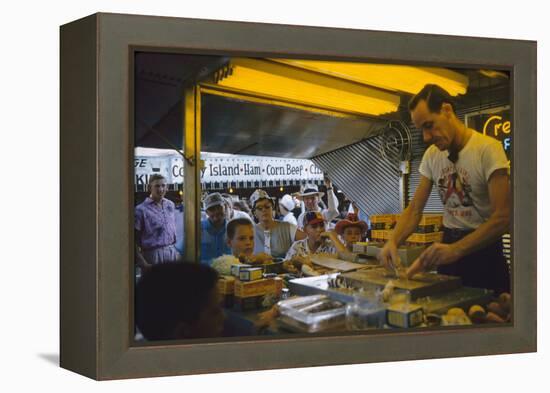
[198,177,370,271]
[133,174,370,341]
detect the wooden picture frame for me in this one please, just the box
[60,12,536,380]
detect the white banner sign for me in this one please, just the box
[134,150,323,186]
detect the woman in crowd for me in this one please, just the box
[250,189,306,259]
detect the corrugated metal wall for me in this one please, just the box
[312,135,401,216]
[408,129,443,212]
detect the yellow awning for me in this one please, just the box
[202,58,400,117]
[271,59,469,97]
[201,58,469,118]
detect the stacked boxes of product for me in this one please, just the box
[226,264,283,311]
[370,214,398,242]
[370,214,443,245]
[218,275,236,308]
[407,214,443,245]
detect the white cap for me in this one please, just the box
[279,194,295,211]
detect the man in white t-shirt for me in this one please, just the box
[378,84,510,294]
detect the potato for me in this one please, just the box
[485,311,506,323]
[487,302,507,319]
[498,293,512,313]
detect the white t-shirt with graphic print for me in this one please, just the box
[419,130,509,230]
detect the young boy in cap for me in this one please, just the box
[334,213,369,252]
[285,211,347,276]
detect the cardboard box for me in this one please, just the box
[218,275,235,295]
[371,214,396,223]
[407,231,443,244]
[415,224,437,233]
[352,241,369,254]
[397,245,425,266]
[386,303,424,328]
[371,230,392,241]
[370,214,396,230]
[370,230,381,241]
[233,278,283,311]
[418,214,443,227]
[218,276,236,308]
[239,267,263,281]
[231,263,251,277]
[234,277,278,298]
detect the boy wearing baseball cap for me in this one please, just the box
[285,211,347,261]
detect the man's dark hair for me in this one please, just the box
[408,84,456,113]
[227,217,253,240]
[148,173,166,185]
[135,262,219,341]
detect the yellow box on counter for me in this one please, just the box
[239,267,263,282]
[370,230,384,241]
[352,241,370,254]
[218,275,236,295]
[418,214,443,226]
[231,264,251,277]
[370,214,395,223]
[406,231,443,244]
[370,214,396,230]
[371,230,393,241]
[386,303,424,328]
[234,277,282,298]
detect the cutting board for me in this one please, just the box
[309,255,369,273]
[341,268,461,299]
